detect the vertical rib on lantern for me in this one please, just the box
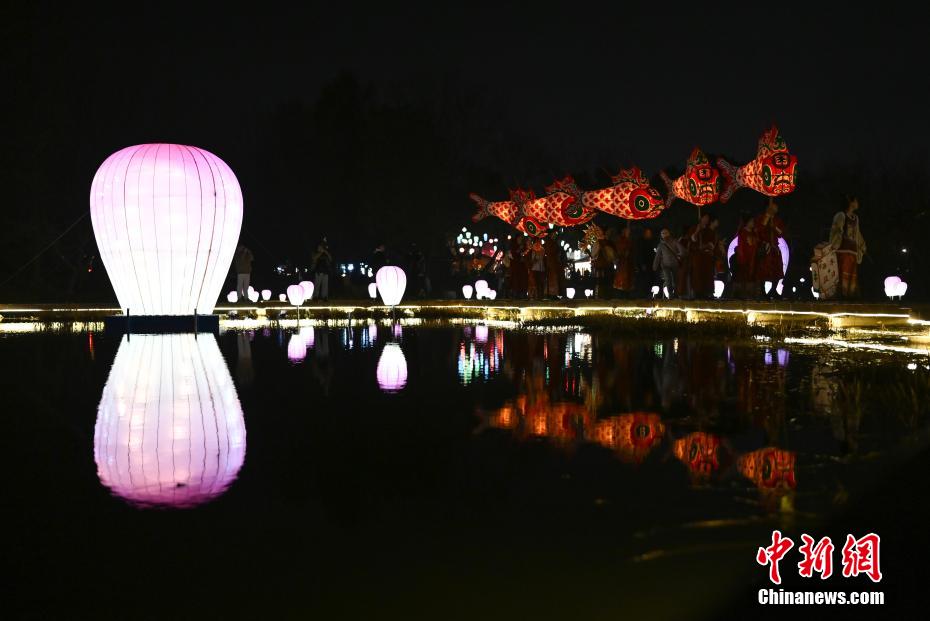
[89,144,243,315]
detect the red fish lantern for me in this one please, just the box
[660,148,721,208]
[469,184,596,238]
[549,169,666,221]
[717,126,798,202]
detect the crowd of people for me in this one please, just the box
[232,197,867,303]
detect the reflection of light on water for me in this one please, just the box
[566,332,592,363]
[377,342,408,392]
[0,321,104,334]
[94,334,246,508]
[458,328,503,385]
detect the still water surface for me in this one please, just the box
[4,322,929,618]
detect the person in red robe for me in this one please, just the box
[612,225,635,297]
[752,200,785,294]
[733,217,759,299]
[688,213,718,299]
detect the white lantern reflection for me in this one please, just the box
[377,342,408,393]
[94,334,245,508]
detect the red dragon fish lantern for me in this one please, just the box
[737,447,797,491]
[546,169,665,220]
[717,125,798,202]
[660,147,721,208]
[469,183,596,238]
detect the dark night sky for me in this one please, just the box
[3,3,929,297]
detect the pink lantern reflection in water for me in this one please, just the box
[94,334,246,508]
[377,343,408,393]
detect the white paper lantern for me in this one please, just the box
[287,284,305,306]
[376,266,406,306]
[227,291,238,303]
[377,343,408,393]
[94,334,245,508]
[278,293,287,302]
[462,285,473,300]
[776,279,784,296]
[247,289,259,303]
[650,285,660,298]
[713,280,724,299]
[566,287,575,299]
[90,144,243,315]
[247,285,255,295]
[584,289,593,298]
[812,287,820,300]
[896,281,908,298]
[884,276,902,299]
[368,282,378,299]
[764,281,773,294]
[488,290,497,300]
[475,280,489,295]
[299,280,314,301]
[261,289,271,301]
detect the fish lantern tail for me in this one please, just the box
[469,193,490,222]
[658,171,676,210]
[716,158,742,203]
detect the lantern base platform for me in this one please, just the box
[103,314,219,334]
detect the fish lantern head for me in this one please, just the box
[760,151,798,195]
[616,413,665,464]
[757,126,798,195]
[686,149,721,205]
[615,168,664,215]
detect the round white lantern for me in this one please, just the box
[462,285,473,300]
[368,282,378,299]
[584,289,593,298]
[376,266,406,306]
[475,280,489,295]
[247,289,259,303]
[227,291,238,303]
[90,144,243,315]
[713,280,724,299]
[261,289,271,301]
[566,287,575,299]
[487,290,497,300]
[287,284,305,306]
[278,293,287,302]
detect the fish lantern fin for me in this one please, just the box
[469,193,490,221]
[659,170,676,209]
[716,158,742,203]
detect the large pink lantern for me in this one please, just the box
[377,342,408,392]
[90,144,243,315]
[94,334,246,508]
[376,266,406,306]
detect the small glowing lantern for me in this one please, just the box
[368,282,378,299]
[227,291,238,303]
[884,276,907,299]
[713,280,724,299]
[584,289,593,298]
[377,343,408,393]
[247,289,259,303]
[299,280,314,301]
[462,285,473,300]
[475,280,489,295]
[261,289,271,301]
[278,294,287,302]
[651,285,660,298]
[764,281,773,294]
[376,266,407,306]
[487,290,497,300]
[566,287,576,299]
[286,284,305,306]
